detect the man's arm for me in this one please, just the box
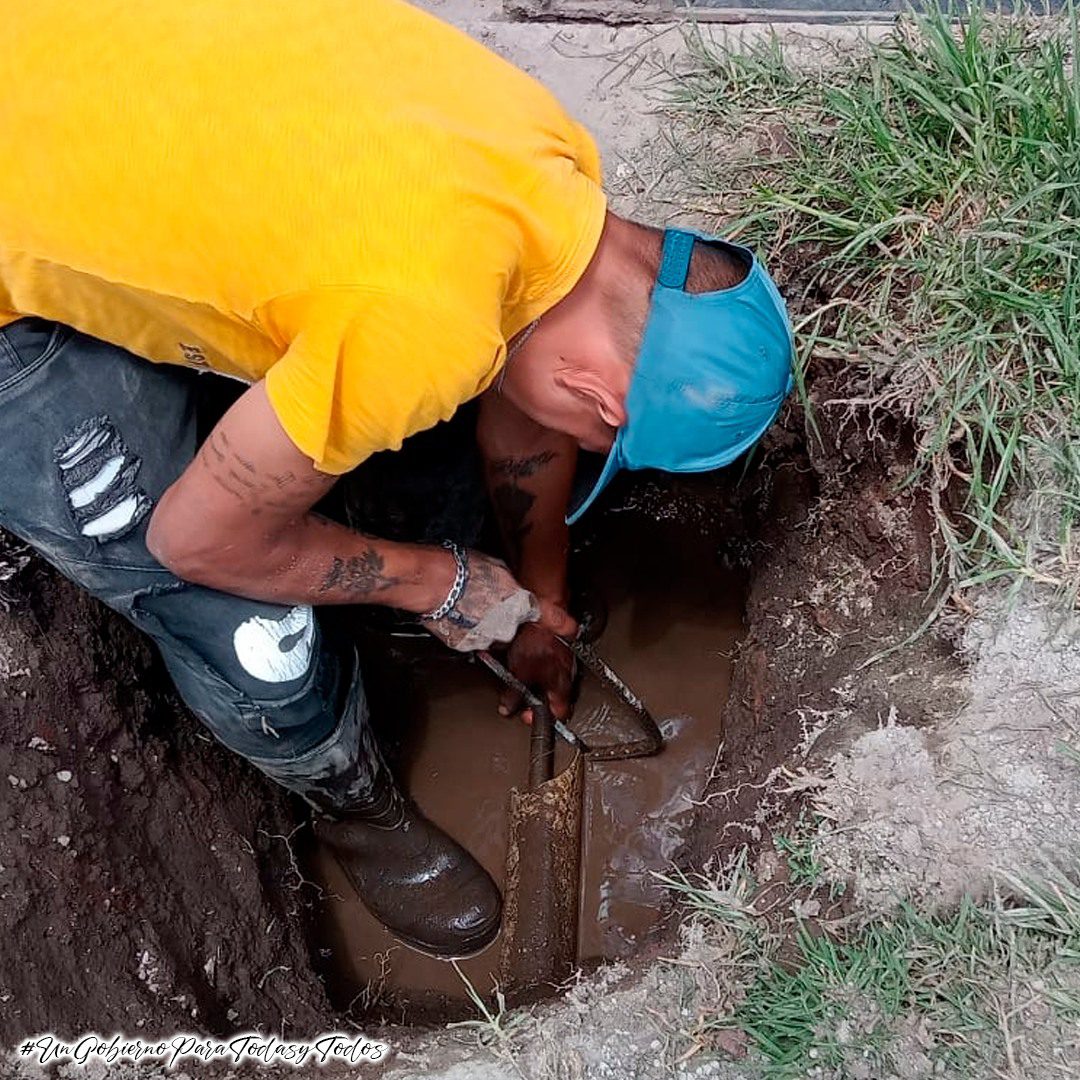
[147,382,456,611]
[147,382,574,649]
[477,391,578,718]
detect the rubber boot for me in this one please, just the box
[312,770,502,958]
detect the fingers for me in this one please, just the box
[490,609,577,727]
[537,598,579,640]
[547,686,571,720]
[545,658,574,719]
[497,685,534,725]
[499,663,573,723]
[498,683,523,718]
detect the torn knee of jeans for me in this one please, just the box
[55,415,152,542]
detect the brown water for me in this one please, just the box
[311,516,745,1021]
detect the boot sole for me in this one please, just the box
[387,919,502,961]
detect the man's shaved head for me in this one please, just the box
[605,221,750,370]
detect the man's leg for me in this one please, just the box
[0,318,500,955]
[0,317,375,799]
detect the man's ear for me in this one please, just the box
[555,366,628,428]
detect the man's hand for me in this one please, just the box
[498,622,576,724]
[422,551,576,654]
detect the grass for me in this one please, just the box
[447,961,530,1050]
[673,5,1080,600]
[663,857,1080,1079]
[774,812,828,891]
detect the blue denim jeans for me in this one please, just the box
[0,318,386,811]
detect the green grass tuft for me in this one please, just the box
[666,860,1080,1078]
[676,5,1080,599]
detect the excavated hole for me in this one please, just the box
[1,322,955,1046]
[305,474,764,1026]
[0,445,818,1041]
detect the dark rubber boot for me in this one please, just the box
[313,773,502,958]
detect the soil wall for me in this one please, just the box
[690,350,966,866]
[0,547,334,1044]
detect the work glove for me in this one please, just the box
[421,548,576,653]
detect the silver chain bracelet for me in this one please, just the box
[421,540,469,622]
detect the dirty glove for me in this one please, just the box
[420,547,538,653]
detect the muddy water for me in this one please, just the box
[311,515,744,1020]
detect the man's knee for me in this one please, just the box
[230,603,319,690]
[131,591,340,757]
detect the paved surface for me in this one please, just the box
[507,0,1065,23]
[419,0,884,221]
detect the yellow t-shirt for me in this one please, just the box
[0,0,606,473]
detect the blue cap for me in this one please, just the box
[566,228,796,525]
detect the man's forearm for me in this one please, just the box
[258,515,455,610]
[487,448,574,604]
[478,397,576,607]
[153,482,454,612]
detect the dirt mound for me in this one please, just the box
[818,595,1080,913]
[0,546,334,1044]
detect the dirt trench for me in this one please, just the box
[692,363,962,867]
[0,336,953,1051]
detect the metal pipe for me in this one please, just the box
[527,701,556,790]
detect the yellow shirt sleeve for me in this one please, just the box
[262,288,504,475]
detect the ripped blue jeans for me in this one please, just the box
[0,318,385,811]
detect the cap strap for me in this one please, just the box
[657,229,696,290]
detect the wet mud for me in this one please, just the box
[312,514,745,1023]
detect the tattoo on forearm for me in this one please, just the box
[196,429,331,518]
[491,483,536,569]
[488,453,557,567]
[318,550,399,596]
[491,451,557,480]
[193,429,400,600]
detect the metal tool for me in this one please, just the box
[476,650,586,751]
[478,638,664,1001]
[477,638,664,761]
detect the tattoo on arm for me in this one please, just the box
[490,451,557,480]
[197,430,331,517]
[192,430,404,602]
[318,549,399,596]
[488,452,559,567]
